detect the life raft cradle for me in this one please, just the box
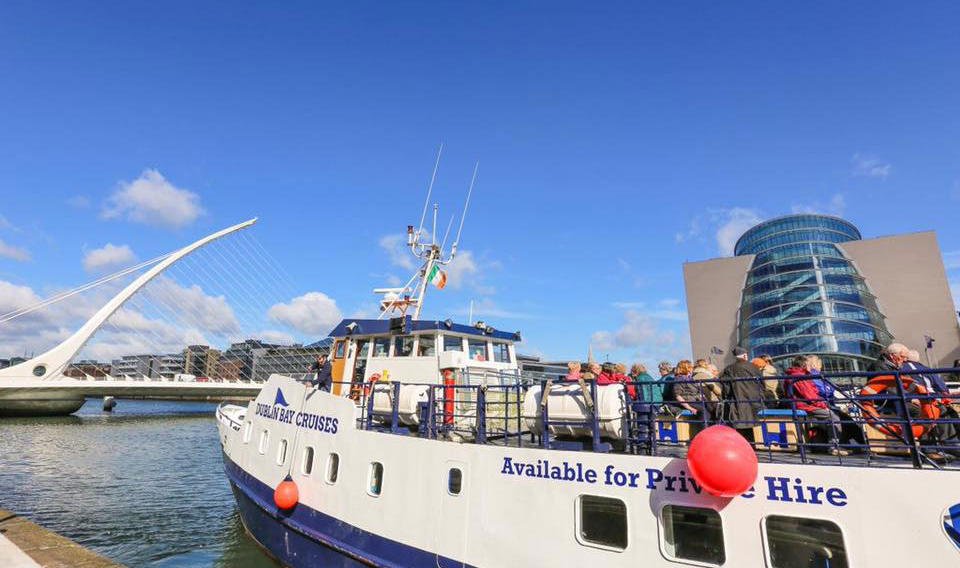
[858,374,942,454]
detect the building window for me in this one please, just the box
[242,422,252,443]
[492,342,511,363]
[577,495,628,551]
[368,462,384,496]
[417,335,437,356]
[277,439,288,466]
[258,430,269,455]
[302,447,315,475]
[372,337,390,357]
[326,453,340,484]
[468,339,488,361]
[448,468,463,495]
[443,335,463,352]
[765,516,848,568]
[661,505,725,565]
[393,336,414,357]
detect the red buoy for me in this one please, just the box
[274,477,299,510]
[686,425,758,497]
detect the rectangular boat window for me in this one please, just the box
[661,505,725,565]
[765,515,848,568]
[443,335,464,352]
[448,468,463,495]
[393,336,414,357]
[468,339,488,361]
[417,335,437,356]
[372,337,390,357]
[277,439,288,466]
[577,495,627,550]
[492,342,511,363]
[368,462,384,496]
[243,421,252,443]
[355,339,370,359]
[302,447,315,475]
[334,340,346,358]
[258,430,269,455]
[326,453,340,484]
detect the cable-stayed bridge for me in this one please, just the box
[0,219,326,416]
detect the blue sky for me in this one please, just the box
[1,2,958,366]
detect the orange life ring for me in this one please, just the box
[363,373,381,399]
[859,375,940,438]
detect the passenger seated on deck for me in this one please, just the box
[778,355,809,402]
[564,361,582,382]
[792,355,849,456]
[670,360,712,419]
[630,363,662,405]
[613,363,637,399]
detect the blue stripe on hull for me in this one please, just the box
[223,454,473,568]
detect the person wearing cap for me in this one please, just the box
[307,353,333,392]
[719,346,765,440]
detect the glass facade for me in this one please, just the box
[735,214,892,371]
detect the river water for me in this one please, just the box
[0,399,278,567]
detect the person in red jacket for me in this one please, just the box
[789,356,848,456]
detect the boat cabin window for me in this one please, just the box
[448,468,463,495]
[372,337,390,357]
[765,515,848,568]
[577,495,628,551]
[258,430,269,455]
[443,335,464,352]
[492,342,511,363]
[418,335,436,356]
[468,339,488,361]
[393,336,414,357]
[661,505,725,565]
[368,462,384,496]
[334,340,346,358]
[326,453,340,484]
[302,447,315,475]
[355,339,370,359]
[276,439,288,466]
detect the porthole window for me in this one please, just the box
[326,453,340,484]
[276,439,288,465]
[32,365,46,377]
[765,515,848,568]
[242,422,252,443]
[258,430,269,455]
[577,495,628,551]
[302,447,315,475]
[448,468,463,495]
[661,505,725,565]
[368,462,384,496]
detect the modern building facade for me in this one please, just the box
[685,214,960,371]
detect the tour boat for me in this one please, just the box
[216,206,960,567]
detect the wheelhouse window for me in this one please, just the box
[276,439,288,466]
[661,505,725,565]
[372,337,390,357]
[468,339,488,361]
[492,342,511,363]
[355,339,370,359]
[302,447,315,475]
[368,462,384,496]
[448,468,463,495]
[443,335,464,352]
[417,335,437,356]
[334,340,346,358]
[393,336,414,357]
[326,453,340,484]
[765,515,848,568]
[578,495,627,550]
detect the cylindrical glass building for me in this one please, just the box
[735,214,892,371]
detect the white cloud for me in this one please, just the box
[102,169,204,229]
[268,292,342,335]
[147,277,239,335]
[591,310,659,351]
[792,194,846,217]
[716,207,763,256]
[0,238,30,262]
[379,234,415,270]
[83,243,136,273]
[445,250,479,289]
[851,153,891,180]
[943,251,960,271]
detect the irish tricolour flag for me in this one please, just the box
[427,265,447,289]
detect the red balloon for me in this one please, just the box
[686,425,758,497]
[274,478,299,510]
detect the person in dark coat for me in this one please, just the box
[719,346,765,440]
[308,354,334,392]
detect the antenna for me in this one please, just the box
[417,144,443,240]
[439,214,455,253]
[450,161,479,259]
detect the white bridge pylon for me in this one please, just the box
[0,218,257,381]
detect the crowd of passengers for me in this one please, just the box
[561,343,960,458]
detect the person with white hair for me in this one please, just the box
[868,342,909,373]
[902,349,951,402]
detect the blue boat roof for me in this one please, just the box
[328,318,520,342]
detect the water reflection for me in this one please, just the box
[0,398,278,567]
